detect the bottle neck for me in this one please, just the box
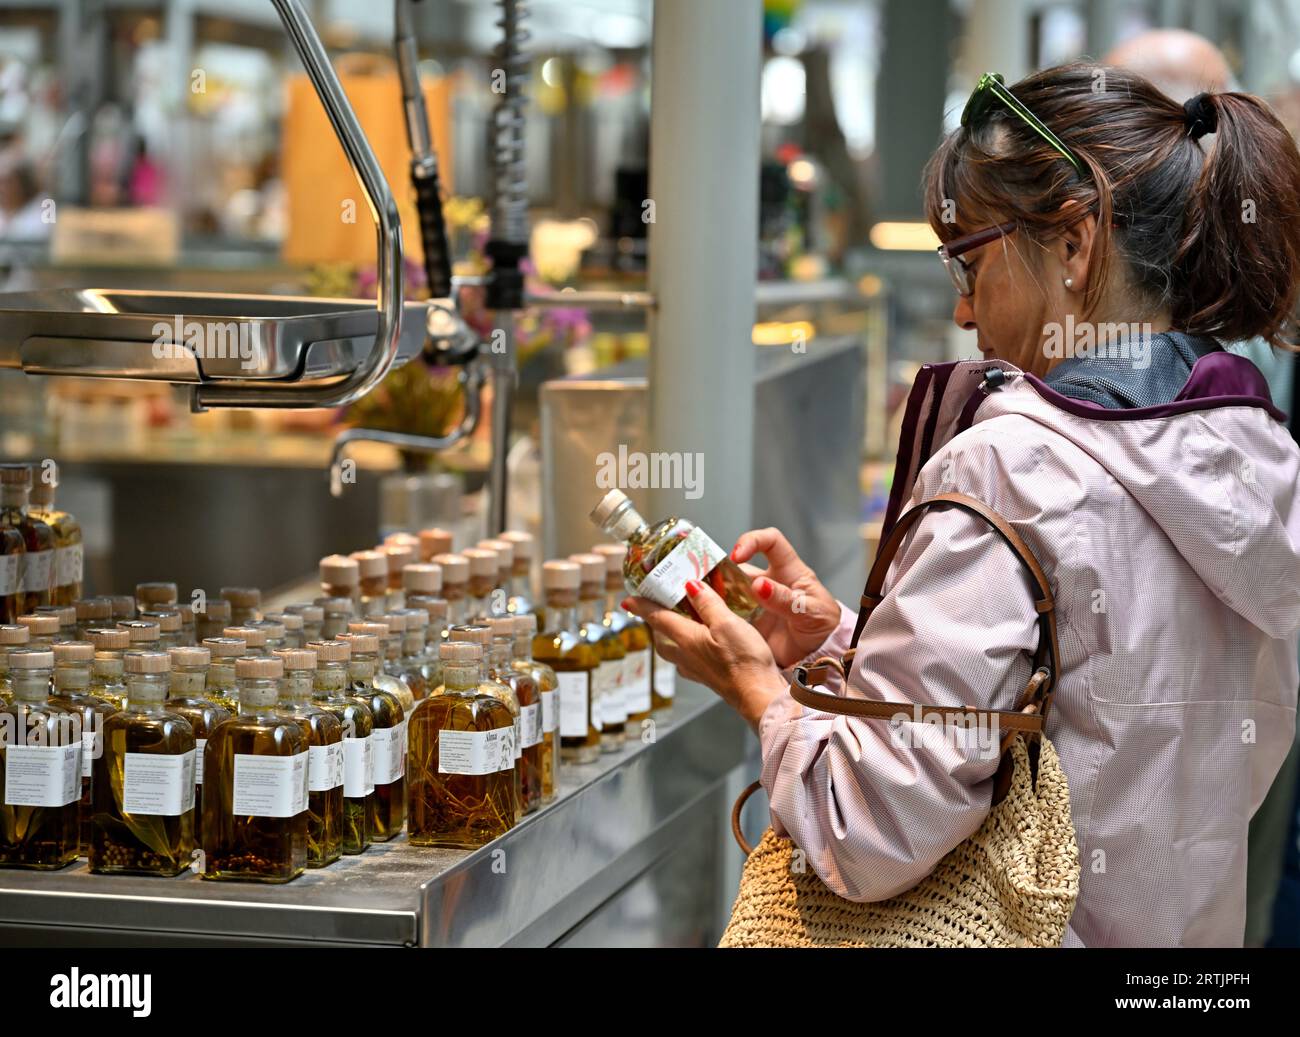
[169,669,207,696]
[237,676,280,712]
[207,659,237,688]
[577,586,603,624]
[489,638,511,671]
[125,673,169,709]
[92,655,123,680]
[542,596,578,632]
[53,664,91,693]
[1,487,30,512]
[513,635,533,662]
[12,670,52,701]
[403,632,425,657]
[279,673,314,706]
[349,656,377,684]
[443,663,479,693]
[313,662,348,698]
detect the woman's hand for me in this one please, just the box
[623,580,788,734]
[730,527,842,669]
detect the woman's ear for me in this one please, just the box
[1051,200,1096,295]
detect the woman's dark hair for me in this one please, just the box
[924,63,1300,350]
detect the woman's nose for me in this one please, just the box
[953,293,977,331]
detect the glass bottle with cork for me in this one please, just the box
[381,542,415,610]
[534,561,601,764]
[338,631,405,843]
[284,603,324,645]
[91,651,195,877]
[431,553,470,627]
[487,615,542,816]
[407,641,516,849]
[403,562,448,650]
[461,548,499,621]
[219,587,262,626]
[593,543,654,738]
[74,598,113,639]
[319,554,361,612]
[351,550,390,618]
[30,476,82,606]
[0,623,31,702]
[395,608,433,700]
[418,527,454,562]
[246,619,286,655]
[447,624,520,819]
[274,647,343,869]
[306,639,373,855]
[194,596,232,643]
[108,596,136,623]
[34,604,77,643]
[318,596,355,639]
[175,604,196,647]
[136,582,178,614]
[140,609,185,650]
[165,645,228,852]
[0,464,54,614]
[49,640,117,856]
[202,655,308,883]
[118,618,162,652]
[0,647,79,869]
[572,552,626,753]
[0,496,22,625]
[223,624,268,657]
[200,636,246,714]
[85,627,129,709]
[348,620,415,715]
[511,613,558,802]
[478,540,517,615]
[18,612,60,647]
[498,531,537,616]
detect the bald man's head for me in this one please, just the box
[1103,28,1234,102]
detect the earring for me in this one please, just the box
[1064,277,1075,289]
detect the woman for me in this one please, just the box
[624,64,1300,947]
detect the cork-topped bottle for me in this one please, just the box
[194,596,232,643]
[74,597,113,640]
[351,550,389,618]
[498,530,537,617]
[135,582,178,615]
[284,603,324,645]
[533,562,601,764]
[447,624,520,819]
[418,527,454,563]
[338,632,405,842]
[219,587,262,627]
[593,543,654,736]
[431,553,470,628]
[18,612,60,647]
[48,640,117,856]
[200,636,247,714]
[30,477,82,606]
[85,627,130,709]
[165,645,229,850]
[461,548,499,621]
[572,552,627,753]
[381,542,415,611]
[118,619,162,652]
[512,613,559,802]
[306,639,373,855]
[487,615,542,815]
[0,623,31,702]
[274,648,343,869]
[0,464,54,615]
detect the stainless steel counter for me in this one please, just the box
[0,684,754,947]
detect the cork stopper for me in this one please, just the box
[10,647,54,669]
[136,582,178,607]
[224,625,266,648]
[439,641,482,663]
[203,636,247,658]
[377,613,407,634]
[512,613,539,636]
[35,605,76,628]
[462,547,497,578]
[275,648,318,672]
[307,639,351,663]
[398,608,428,630]
[382,543,416,573]
[177,604,194,624]
[220,587,262,609]
[118,619,161,643]
[348,621,391,638]
[265,610,304,631]
[431,553,469,583]
[339,632,380,655]
[247,619,286,640]
[284,603,324,624]
[487,616,516,640]
[109,595,137,620]
[384,532,420,549]
[569,553,606,586]
[419,528,454,559]
[478,539,514,569]
[403,562,442,593]
[351,550,388,579]
[18,614,60,636]
[74,598,114,623]
[542,560,580,589]
[0,463,32,487]
[449,623,491,646]
[0,624,31,645]
[319,554,359,586]
[199,598,232,624]
[417,598,449,620]
[125,651,171,674]
[140,609,182,632]
[85,627,129,651]
[236,655,283,679]
[499,530,534,559]
[53,640,95,663]
[169,645,211,667]
[29,476,55,504]
[590,489,644,542]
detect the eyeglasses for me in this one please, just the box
[937,221,1017,296]
[961,73,1086,178]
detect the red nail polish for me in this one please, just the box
[685,580,701,598]
[621,598,635,612]
[757,577,773,600]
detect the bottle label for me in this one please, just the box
[123,750,196,816]
[309,742,344,792]
[371,723,406,786]
[439,727,510,776]
[656,654,677,700]
[55,543,84,587]
[625,649,652,713]
[598,660,628,725]
[558,670,592,738]
[3,742,81,807]
[81,729,97,779]
[195,739,206,785]
[513,716,522,761]
[541,690,556,733]
[343,736,372,798]
[0,553,19,596]
[520,702,541,748]
[635,527,725,608]
[21,548,54,593]
[232,751,309,818]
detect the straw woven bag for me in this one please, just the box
[720,492,1080,948]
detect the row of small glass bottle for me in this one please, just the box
[0,462,84,620]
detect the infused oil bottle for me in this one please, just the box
[0,623,31,702]
[219,587,262,626]
[0,648,80,869]
[91,651,195,877]
[275,648,343,869]
[533,561,601,764]
[85,627,129,709]
[30,478,82,606]
[407,641,516,849]
[498,530,537,617]
[380,542,415,610]
[194,597,232,643]
[18,612,59,647]
[462,548,499,620]
[135,582,178,614]
[431,553,470,627]
[594,543,654,737]
[201,636,246,713]
[418,527,454,563]
[48,641,117,855]
[284,603,323,645]
[487,616,541,815]
[0,464,55,614]
[448,624,519,819]
[512,613,559,802]
[572,553,626,753]
[202,655,309,883]
[165,645,229,850]
[307,639,373,854]
[478,540,515,613]
[339,632,405,842]
[74,597,113,639]
[395,608,433,700]
[351,551,389,618]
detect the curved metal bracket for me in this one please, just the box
[195,0,403,410]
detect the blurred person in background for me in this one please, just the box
[1105,29,1300,949]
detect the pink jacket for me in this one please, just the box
[759,356,1300,946]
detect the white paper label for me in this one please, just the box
[635,528,724,608]
[195,739,206,785]
[513,716,522,760]
[232,751,309,818]
[123,750,195,816]
[0,553,19,596]
[81,730,96,779]
[598,660,627,725]
[343,736,372,798]
[371,723,406,786]
[624,649,652,714]
[4,743,81,807]
[55,543,83,587]
[558,670,592,738]
[439,727,510,776]
[520,702,541,748]
[541,690,556,733]
[309,742,344,792]
[21,549,53,593]
[656,654,677,700]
